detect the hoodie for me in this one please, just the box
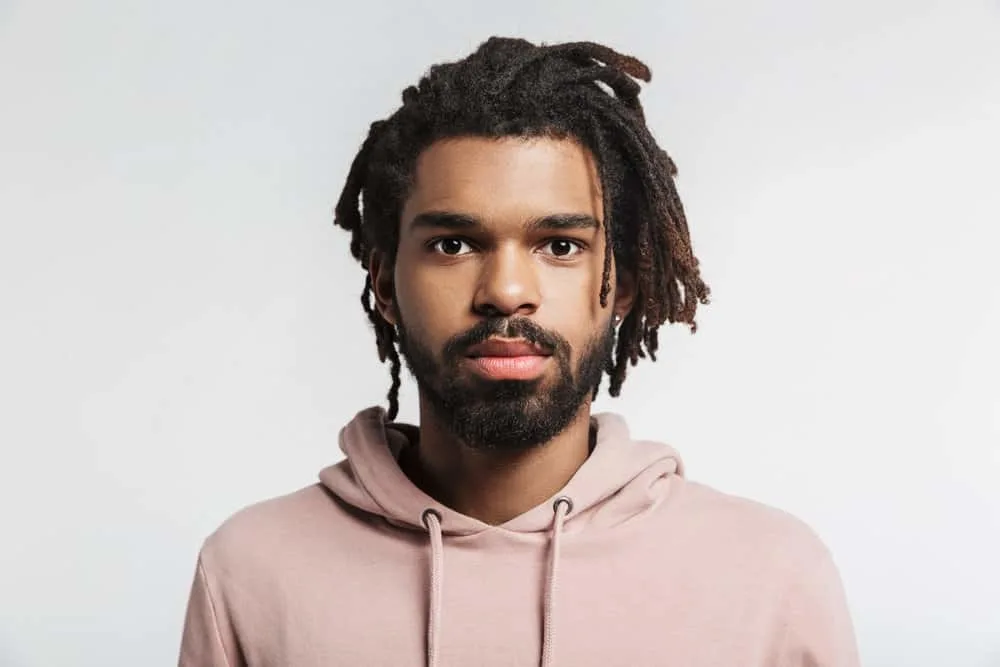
[178,407,859,667]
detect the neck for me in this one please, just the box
[401,399,594,525]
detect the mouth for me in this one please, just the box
[463,338,552,381]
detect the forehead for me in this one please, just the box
[400,135,604,227]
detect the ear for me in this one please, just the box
[368,249,397,326]
[613,266,636,323]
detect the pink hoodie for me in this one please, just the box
[178,407,859,666]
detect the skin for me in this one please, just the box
[370,136,635,525]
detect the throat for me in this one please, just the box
[397,410,596,525]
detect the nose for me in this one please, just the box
[472,245,541,318]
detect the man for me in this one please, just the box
[179,37,859,666]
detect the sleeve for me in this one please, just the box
[178,555,244,667]
[776,546,861,667]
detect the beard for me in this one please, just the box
[395,313,615,451]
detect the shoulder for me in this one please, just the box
[198,483,349,576]
[667,479,834,569]
[666,481,859,661]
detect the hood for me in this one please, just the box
[318,406,685,667]
[319,406,684,536]
[180,407,859,667]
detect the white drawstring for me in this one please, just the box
[422,509,444,667]
[541,496,573,667]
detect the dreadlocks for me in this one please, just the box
[334,37,710,421]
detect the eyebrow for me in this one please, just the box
[408,211,601,233]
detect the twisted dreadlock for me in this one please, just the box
[334,37,710,421]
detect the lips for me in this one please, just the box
[465,339,551,358]
[463,338,552,380]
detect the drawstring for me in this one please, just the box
[420,497,572,667]
[541,496,572,667]
[422,509,444,667]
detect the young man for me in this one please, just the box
[179,38,859,666]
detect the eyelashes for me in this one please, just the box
[427,237,587,259]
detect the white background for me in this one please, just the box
[2,1,999,665]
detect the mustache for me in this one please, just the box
[442,318,564,358]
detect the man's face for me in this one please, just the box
[372,136,632,450]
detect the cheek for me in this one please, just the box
[548,247,609,306]
[393,258,475,337]
[539,265,608,348]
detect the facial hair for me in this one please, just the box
[395,314,615,451]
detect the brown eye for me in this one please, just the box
[432,238,472,256]
[543,239,583,258]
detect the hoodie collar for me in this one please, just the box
[319,406,684,536]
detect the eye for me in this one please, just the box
[541,239,585,258]
[430,238,473,256]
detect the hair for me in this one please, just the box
[334,37,710,420]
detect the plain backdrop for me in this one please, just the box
[2,0,999,665]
